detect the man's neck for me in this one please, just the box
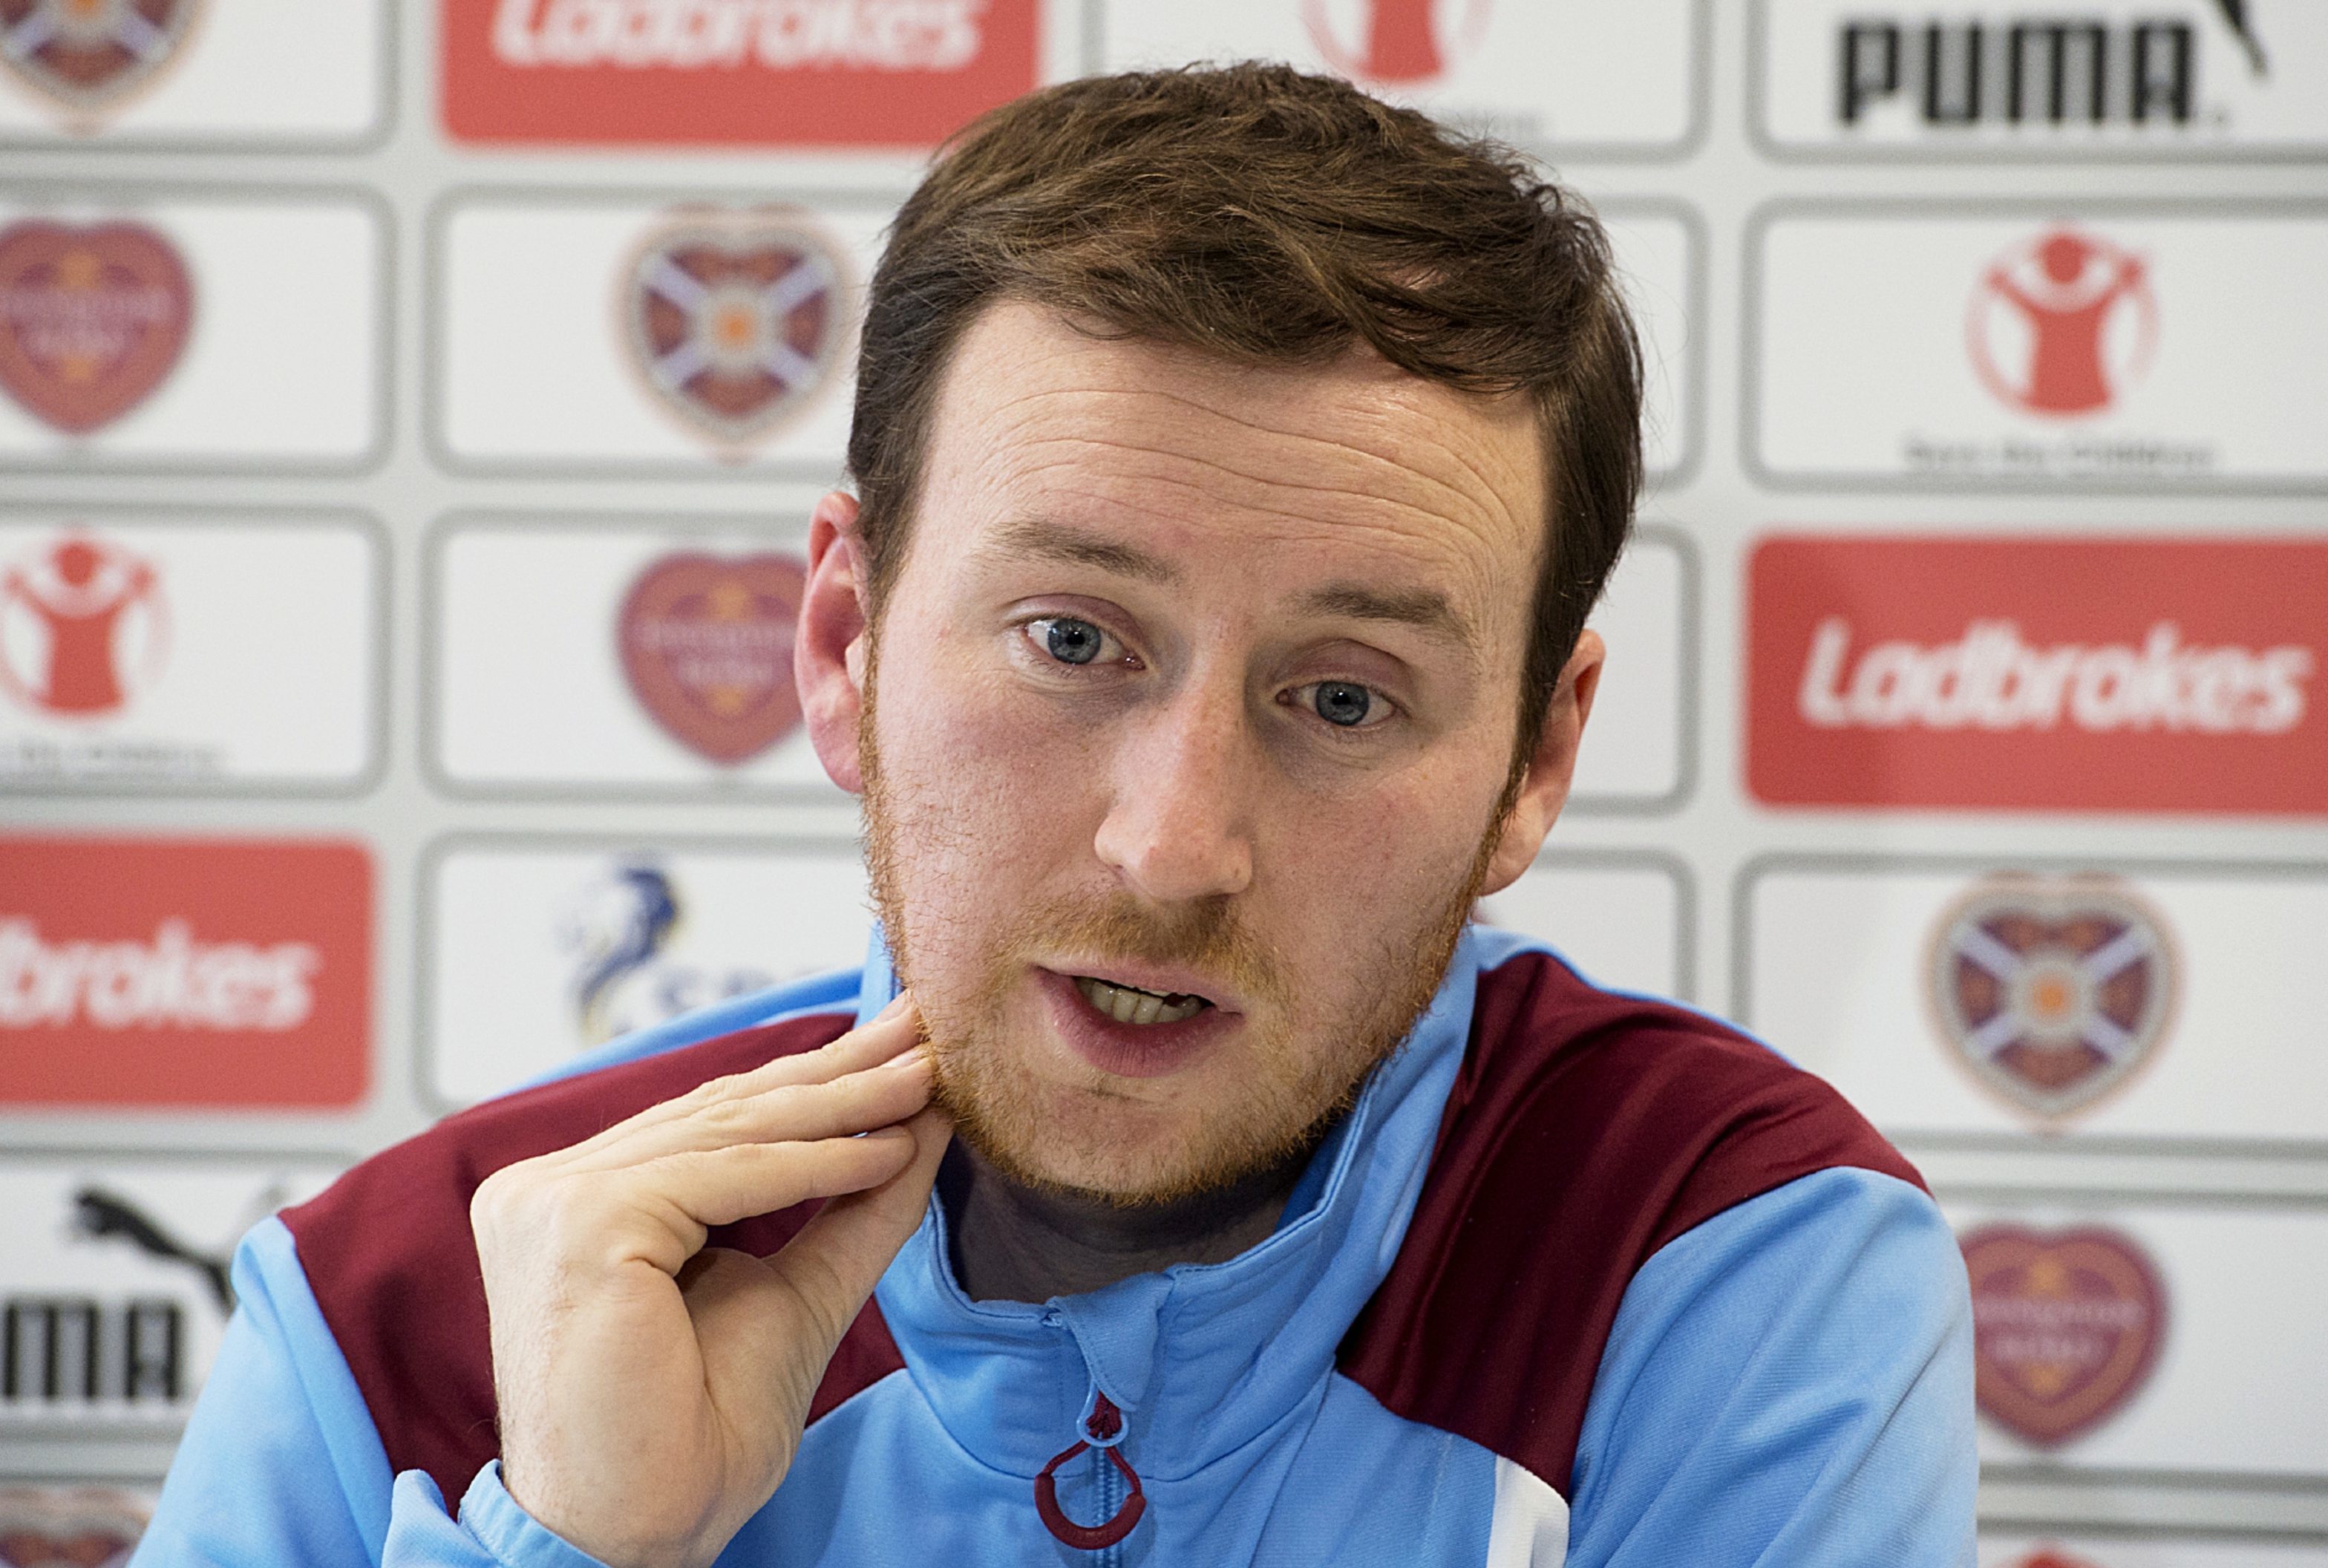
[939,1142,1312,1303]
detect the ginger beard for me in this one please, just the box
[857,635,1516,1208]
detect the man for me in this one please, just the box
[136,65,1975,1568]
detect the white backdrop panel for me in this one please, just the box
[0,1157,337,1431]
[0,512,376,788]
[434,197,892,471]
[1944,1199,2328,1476]
[1980,1540,2328,1568]
[1753,210,2328,486]
[1745,861,2328,1146]
[1478,857,1685,1000]
[0,0,387,145]
[432,519,832,794]
[426,839,872,1105]
[1759,1,2328,154]
[1098,0,1698,152]
[0,194,381,464]
[1572,529,1688,807]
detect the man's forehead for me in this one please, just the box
[921,301,1546,625]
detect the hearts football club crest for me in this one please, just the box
[0,0,203,128]
[618,551,807,765]
[1926,875,2177,1126]
[1960,1223,2167,1448]
[0,1484,148,1567]
[2009,1552,2105,1568]
[619,210,849,457]
[0,218,191,435]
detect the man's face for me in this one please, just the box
[850,301,1563,1204]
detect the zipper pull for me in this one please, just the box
[1033,1388,1146,1550]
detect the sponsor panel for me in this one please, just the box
[1981,1539,2328,1567]
[1099,0,1701,154]
[0,1484,157,1561]
[0,191,382,467]
[431,517,833,794]
[424,838,871,1105]
[1941,1198,2328,1474]
[1570,527,1691,808]
[1758,0,2327,155]
[1747,536,2328,814]
[0,837,371,1108]
[0,512,380,790]
[1476,853,1687,1000]
[1599,208,1697,483]
[442,0,1038,147]
[0,1157,334,1435]
[0,0,385,146]
[434,195,886,473]
[1741,859,2328,1146]
[1751,208,2328,488]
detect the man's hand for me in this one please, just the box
[471,995,949,1568]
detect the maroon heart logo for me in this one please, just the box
[0,219,192,435]
[2009,1552,2106,1568]
[0,0,203,127]
[619,209,849,457]
[1961,1223,2168,1448]
[618,551,806,765]
[1927,875,2177,1126]
[0,1484,148,1567]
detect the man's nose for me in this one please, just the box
[1092,672,1256,904]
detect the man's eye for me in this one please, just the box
[1032,616,1109,667]
[1302,681,1384,729]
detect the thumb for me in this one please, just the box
[768,1107,952,1347]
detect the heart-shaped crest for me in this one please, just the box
[619,209,849,456]
[1926,875,2177,1126]
[0,1483,148,1567]
[617,551,806,765]
[1961,1223,2168,1448]
[0,219,192,435]
[0,0,203,128]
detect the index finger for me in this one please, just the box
[546,994,923,1163]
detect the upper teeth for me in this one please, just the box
[1075,976,1208,1026]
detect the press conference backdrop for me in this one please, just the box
[1,1,2324,1558]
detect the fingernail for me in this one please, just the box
[875,990,912,1021]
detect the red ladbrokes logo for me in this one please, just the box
[443,0,1039,146]
[1797,618,2308,736]
[1749,537,2328,814]
[0,837,369,1107]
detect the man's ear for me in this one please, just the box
[796,490,874,794]
[1477,630,1605,896]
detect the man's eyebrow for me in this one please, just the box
[1295,581,1475,651]
[983,517,1178,584]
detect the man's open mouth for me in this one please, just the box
[1072,975,1212,1027]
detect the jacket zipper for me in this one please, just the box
[1093,1448,1122,1568]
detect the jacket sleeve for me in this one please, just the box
[1562,1166,1978,1568]
[126,1217,609,1568]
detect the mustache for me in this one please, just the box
[996,891,1292,1011]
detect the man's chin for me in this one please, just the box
[934,1077,1200,1206]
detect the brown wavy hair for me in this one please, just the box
[847,62,1643,758]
